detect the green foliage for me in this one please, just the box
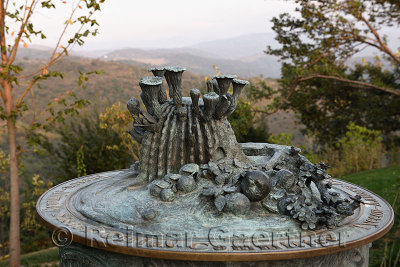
[20,175,54,252]
[99,102,140,161]
[228,99,270,143]
[21,175,53,233]
[268,133,293,146]
[0,152,54,258]
[279,63,400,146]
[267,0,400,146]
[38,108,134,182]
[326,122,384,176]
[76,146,87,177]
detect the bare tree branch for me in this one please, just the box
[359,14,400,64]
[29,81,36,125]
[298,74,400,96]
[7,0,38,66]
[16,79,35,106]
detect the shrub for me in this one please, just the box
[327,122,384,176]
[39,105,136,182]
[229,99,270,143]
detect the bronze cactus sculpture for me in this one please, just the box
[128,67,249,182]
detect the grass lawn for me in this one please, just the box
[341,165,400,267]
[0,247,58,267]
[0,166,398,266]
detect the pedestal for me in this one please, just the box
[59,242,371,267]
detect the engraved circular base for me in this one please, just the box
[37,169,393,261]
[60,241,371,267]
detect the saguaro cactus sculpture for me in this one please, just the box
[127,66,249,182]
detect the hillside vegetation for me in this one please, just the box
[16,57,205,109]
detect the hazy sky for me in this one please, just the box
[27,0,297,50]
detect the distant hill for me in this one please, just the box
[19,33,282,78]
[19,46,281,79]
[103,48,280,78]
[102,33,281,78]
[18,46,111,60]
[18,46,52,59]
[190,33,279,60]
[15,57,205,110]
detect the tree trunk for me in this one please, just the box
[4,80,20,266]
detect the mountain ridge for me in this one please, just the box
[21,33,282,78]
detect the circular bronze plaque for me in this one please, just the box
[37,170,393,261]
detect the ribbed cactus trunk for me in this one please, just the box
[128,67,249,182]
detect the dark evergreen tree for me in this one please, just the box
[267,0,400,146]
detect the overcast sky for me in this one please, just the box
[17,0,399,52]
[26,0,297,50]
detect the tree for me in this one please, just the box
[267,0,400,146]
[0,0,104,265]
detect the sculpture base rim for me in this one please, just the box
[36,169,393,262]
